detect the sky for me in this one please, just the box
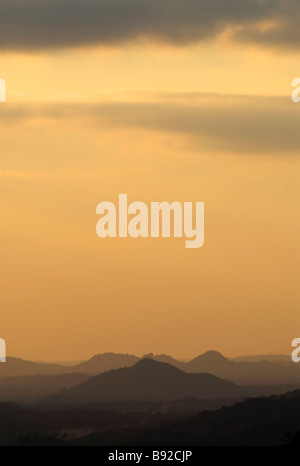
[0,0,299,361]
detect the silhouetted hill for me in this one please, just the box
[74,353,139,374]
[184,351,300,385]
[138,390,300,446]
[2,351,299,386]
[232,354,291,363]
[143,354,184,369]
[1,390,300,446]
[187,351,232,370]
[0,357,70,378]
[47,359,245,404]
[65,389,300,446]
[0,373,89,403]
[0,353,139,378]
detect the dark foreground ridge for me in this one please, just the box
[0,390,299,446]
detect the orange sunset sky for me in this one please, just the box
[0,0,299,361]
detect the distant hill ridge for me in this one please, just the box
[46,358,244,404]
[1,350,299,386]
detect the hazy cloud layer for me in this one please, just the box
[1,95,298,153]
[0,0,299,51]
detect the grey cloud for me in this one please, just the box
[0,0,298,51]
[1,94,299,153]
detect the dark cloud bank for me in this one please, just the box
[1,95,299,153]
[0,0,299,51]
